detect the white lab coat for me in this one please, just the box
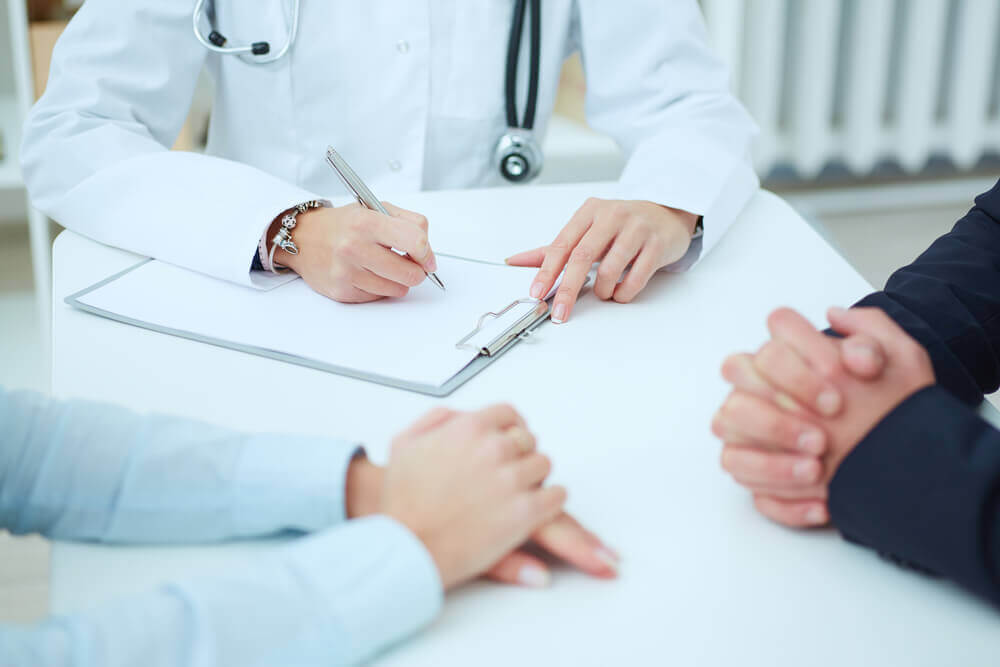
[21,0,758,289]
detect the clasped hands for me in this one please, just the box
[712,306,935,528]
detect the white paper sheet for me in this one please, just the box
[78,257,544,388]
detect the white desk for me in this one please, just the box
[50,184,1000,665]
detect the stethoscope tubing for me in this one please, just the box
[192,0,301,65]
[505,0,542,131]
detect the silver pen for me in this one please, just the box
[325,147,446,291]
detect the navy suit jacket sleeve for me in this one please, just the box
[829,179,1000,606]
[852,179,1000,404]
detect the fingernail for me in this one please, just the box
[806,506,828,524]
[797,429,824,454]
[429,255,438,272]
[530,282,544,299]
[551,303,566,324]
[817,390,841,416]
[829,307,849,319]
[517,566,551,588]
[594,547,620,572]
[793,459,818,481]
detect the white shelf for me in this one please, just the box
[0,94,23,190]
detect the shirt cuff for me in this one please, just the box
[828,385,995,577]
[230,434,362,537]
[286,515,444,663]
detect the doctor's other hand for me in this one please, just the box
[505,199,698,323]
[712,307,934,528]
[277,202,437,303]
[349,404,615,590]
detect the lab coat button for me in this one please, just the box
[396,40,410,54]
[388,160,402,172]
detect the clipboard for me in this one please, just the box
[66,259,584,397]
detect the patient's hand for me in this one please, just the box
[712,307,934,528]
[349,404,619,591]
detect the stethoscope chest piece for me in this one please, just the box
[496,128,544,183]
[498,0,543,184]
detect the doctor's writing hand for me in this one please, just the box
[505,199,698,323]
[713,307,933,528]
[277,202,438,303]
[348,404,617,590]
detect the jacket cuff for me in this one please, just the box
[230,434,362,537]
[829,385,995,577]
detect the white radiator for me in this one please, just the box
[701,0,1000,180]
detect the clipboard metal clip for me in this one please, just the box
[456,298,550,357]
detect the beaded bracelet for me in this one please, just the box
[268,200,324,274]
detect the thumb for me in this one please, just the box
[505,246,547,267]
[840,334,888,380]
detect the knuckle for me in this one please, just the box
[500,464,521,489]
[607,202,630,221]
[338,240,362,262]
[613,289,636,304]
[405,269,424,287]
[645,235,667,254]
[767,308,796,332]
[428,407,453,422]
[710,414,726,439]
[415,234,430,257]
[556,285,577,299]
[347,214,368,234]
[512,494,536,520]
[720,448,735,472]
[537,454,552,479]
[497,402,517,417]
[596,263,619,282]
[721,354,747,382]
[549,238,573,253]
[570,246,597,264]
[756,340,782,365]
[760,410,785,440]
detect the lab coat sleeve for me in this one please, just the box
[573,0,760,262]
[0,387,357,543]
[19,0,323,289]
[0,517,443,667]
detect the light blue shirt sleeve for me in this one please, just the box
[0,388,443,666]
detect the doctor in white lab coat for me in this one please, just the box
[22,0,757,323]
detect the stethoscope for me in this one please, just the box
[192,0,301,64]
[193,0,544,183]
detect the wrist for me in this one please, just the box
[345,455,385,519]
[270,204,324,274]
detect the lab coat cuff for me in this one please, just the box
[232,434,362,536]
[615,148,758,268]
[290,516,444,661]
